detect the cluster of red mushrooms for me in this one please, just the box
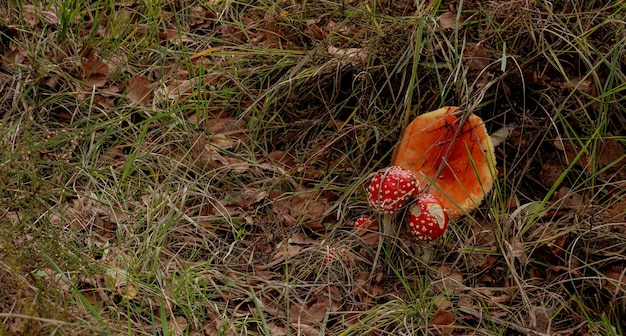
[355,106,497,241]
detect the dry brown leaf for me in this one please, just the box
[271,192,330,229]
[559,137,625,180]
[438,12,463,29]
[353,271,385,309]
[93,94,115,107]
[202,323,218,336]
[272,198,298,226]
[250,22,290,49]
[327,287,344,313]
[605,197,626,222]
[207,118,247,136]
[223,188,267,209]
[82,57,109,87]
[510,238,527,264]
[553,186,586,208]
[431,309,455,335]
[115,283,137,300]
[101,85,123,96]
[270,242,302,264]
[357,232,379,247]
[458,295,473,308]
[225,156,250,173]
[22,5,58,28]
[539,159,563,187]
[22,5,39,28]
[168,316,187,336]
[290,232,317,245]
[209,136,237,150]
[558,76,597,95]
[259,295,286,318]
[104,265,138,299]
[470,219,495,247]
[604,265,626,294]
[431,264,464,295]
[463,42,491,70]
[161,79,193,100]
[530,307,553,334]
[159,27,193,44]
[221,24,246,42]
[190,133,249,171]
[241,188,268,208]
[305,19,325,41]
[268,150,297,169]
[290,302,326,325]
[353,217,379,246]
[477,288,511,305]
[1,45,28,72]
[509,127,529,148]
[265,323,288,336]
[289,293,330,324]
[594,137,625,167]
[189,6,214,30]
[304,199,330,230]
[126,76,152,105]
[293,323,319,336]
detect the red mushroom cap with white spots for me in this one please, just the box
[354,215,378,231]
[407,194,449,241]
[367,166,418,213]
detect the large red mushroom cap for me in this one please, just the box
[392,106,496,218]
[367,166,419,213]
[407,194,449,241]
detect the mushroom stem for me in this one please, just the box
[382,213,395,238]
[370,213,394,279]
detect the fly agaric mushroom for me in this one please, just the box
[367,166,419,214]
[407,194,449,241]
[354,215,378,231]
[392,106,496,218]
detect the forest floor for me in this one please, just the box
[0,1,625,335]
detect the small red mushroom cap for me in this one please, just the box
[407,194,449,241]
[367,166,419,213]
[354,215,378,231]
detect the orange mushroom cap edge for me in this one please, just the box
[392,106,497,218]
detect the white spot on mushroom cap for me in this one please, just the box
[426,202,447,229]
